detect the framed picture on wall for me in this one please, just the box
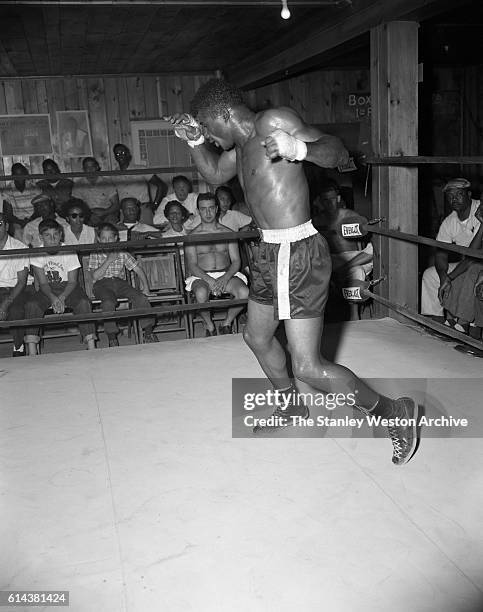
[57,110,93,158]
[0,114,53,156]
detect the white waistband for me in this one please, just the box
[259,220,318,243]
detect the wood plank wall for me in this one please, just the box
[247,69,371,124]
[0,74,213,177]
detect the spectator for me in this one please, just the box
[314,182,373,320]
[215,185,252,231]
[116,197,159,241]
[162,200,190,273]
[73,157,120,225]
[23,194,68,248]
[163,200,189,238]
[62,198,96,245]
[24,219,96,356]
[421,178,481,319]
[185,193,248,336]
[0,211,34,356]
[113,143,166,225]
[439,203,483,336]
[37,159,73,216]
[88,223,158,347]
[0,163,40,238]
[154,175,198,227]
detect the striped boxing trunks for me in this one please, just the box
[249,220,331,320]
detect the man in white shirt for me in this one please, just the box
[23,195,69,248]
[73,157,119,225]
[421,178,481,317]
[215,185,252,231]
[0,212,33,356]
[0,163,40,236]
[113,143,166,225]
[116,198,159,241]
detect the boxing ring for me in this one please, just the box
[1,165,483,611]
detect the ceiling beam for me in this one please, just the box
[228,0,465,89]
[3,1,351,5]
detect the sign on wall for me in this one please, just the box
[0,114,53,156]
[57,110,93,158]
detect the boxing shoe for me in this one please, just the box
[386,397,419,466]
[252,386,309,435]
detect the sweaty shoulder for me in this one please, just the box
[255,107,303,138]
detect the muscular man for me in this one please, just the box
[185,192,249,336]
[165,78,419,465]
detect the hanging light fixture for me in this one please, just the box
[281,0,291,19]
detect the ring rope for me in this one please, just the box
[0,230,260,258]
[0,167,199,183]
[367,156,483,165]
[367,226,483,261]
[0,298,249,329]
[364,290,483,352]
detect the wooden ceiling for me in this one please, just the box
[0,0,475,88]
[0,3,346,76]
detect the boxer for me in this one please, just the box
[164,79,420,465]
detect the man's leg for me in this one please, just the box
[113,279,157,342]
[284,316,418,465]
[64,285,96,349]
[93,278,120,339]
[243,298,291,387]
[220,277,249,331]
[191,279,215,335]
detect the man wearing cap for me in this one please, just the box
[421,178,481,319]
[22,195,69,248]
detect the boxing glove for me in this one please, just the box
[264,129,307,162]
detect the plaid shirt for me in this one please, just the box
[88,251,138,279]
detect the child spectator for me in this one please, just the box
[24,219,96,356]
[88,223,158,347]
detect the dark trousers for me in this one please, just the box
[24,282,96,341]
[93,277,154,335]
[0,285,37,349]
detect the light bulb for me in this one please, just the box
[281,0,291,19]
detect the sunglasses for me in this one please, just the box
[69,213,84,219]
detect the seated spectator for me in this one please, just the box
[163,200,189,238]
[73,157,120,226]
[215,186,252,231]
[113,143,166,225]
[23,195,68,248]
[162,200,190,273]
[421,178,481,319]
[0,211,35,356]
[37,159,73,216]
[24,219,96,356]
[439,203,483,336]
[62,198,96,245]
[185,193,248,336]
[0,163,40,239]
[88,223,158,347]
[314,182,373,319]
[154,175,198,227]
[116,197,160,241]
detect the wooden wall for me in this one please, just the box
[247,69,371,125]
[0,73,213,176]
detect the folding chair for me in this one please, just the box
[131,246,190,339]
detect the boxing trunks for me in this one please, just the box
[249,220,331,320]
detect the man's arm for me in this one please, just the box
[58,269,79,304]
[131,264,151,295]
[0,268,28,319]
[259,108,348,168]
[213,241,241,294]
[148,175,168,208]
[164,113,237,185]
